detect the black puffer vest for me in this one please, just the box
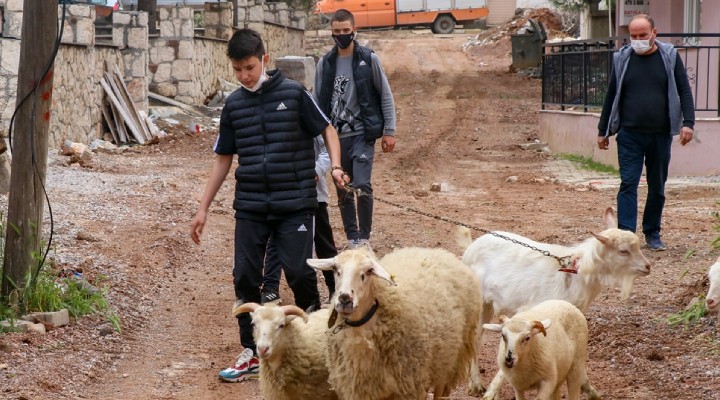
[318,43,384,141]
[223,70,317,215]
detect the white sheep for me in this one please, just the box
[706,255,720,311]
[483,299,602,400]
[233,303,337,400]
[457,207,649,398]
[307,247,483,400]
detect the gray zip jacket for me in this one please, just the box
[604,40,683,137]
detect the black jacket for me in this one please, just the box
[222,70,318,216]
[318,42,384,141]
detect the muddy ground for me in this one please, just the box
[1,30,720,400]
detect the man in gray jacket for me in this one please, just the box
[597,14,694,251]
[314,9,396,250]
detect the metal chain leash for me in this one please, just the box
[343,184,575,272]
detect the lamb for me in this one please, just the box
[482,299,602,400]
[457,207,650,398]
[705,255,720,311]
[307,246,483,400]
[233,303,337,400]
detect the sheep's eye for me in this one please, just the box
[361,274,365,282]
[620,249,630,255]
[522,336,531,343]
[278,323,285,329]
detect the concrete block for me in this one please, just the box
[6,0,23,12]
[113,11,132,26]
[275,56,316,90]
[24,309,70,328]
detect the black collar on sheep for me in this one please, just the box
[344,300,379,328]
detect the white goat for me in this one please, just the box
[483,299,602,400]
[307,247,482,400]
[706,255,720,311]
[458,207,650,399]
[233,303,336,400]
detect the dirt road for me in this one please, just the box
[2,30,720,399]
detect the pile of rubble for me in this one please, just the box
[463,8,575,49]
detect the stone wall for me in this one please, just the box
[193,38,236,104]
[0,1,309,147]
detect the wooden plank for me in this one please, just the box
[100,77,145,144]
[108,96,128,143]
[101,103,121,144]
[105,72,147,144]
[112,66,152,141]
[148,92,203,116]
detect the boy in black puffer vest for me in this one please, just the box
[190,29,347,383]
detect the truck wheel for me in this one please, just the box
[432,15,455,34]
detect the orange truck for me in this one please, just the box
[315,0,489,34]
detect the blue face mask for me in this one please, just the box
[332,32,355,49]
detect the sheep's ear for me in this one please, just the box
[483,323,503,332]
[530,319,551,336]
[592,232,611,246]
[307,257,337,271]
[603,207,618,229]
[234,302,260,317]
[282,305,308,323]
[371,259,397,285]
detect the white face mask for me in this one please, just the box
[239,59,268,92]
[631,35,653,54]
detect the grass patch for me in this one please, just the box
[667,296,708,327]
[558,153,619,175]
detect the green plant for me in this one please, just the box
[557,153,619,175]
[712,205,720,249]
[667,296,708,327]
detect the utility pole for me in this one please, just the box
[1,1,58,298]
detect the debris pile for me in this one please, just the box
[463,8,574,49]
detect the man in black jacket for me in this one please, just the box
[190,29,346,383]
[314,9,397,249]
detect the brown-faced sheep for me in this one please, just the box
[483,299,602,400]
[307,247,482,400]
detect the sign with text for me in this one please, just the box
[619,0,650,26]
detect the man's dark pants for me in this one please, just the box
[616,128,672,237]
[264,202,337,298]
[336,135,375,241]
[233,211,319,352]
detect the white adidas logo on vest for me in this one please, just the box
[359,60,367,66]
[276,102,287,111]
[297,224,308,232]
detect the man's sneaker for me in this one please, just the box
[218,348,259,382]
[645,235,667,251]
[261,290,281,305]
[347,238,371,250]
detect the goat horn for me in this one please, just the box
[282,305,309,322]
[233,302,260,316]
[499,315,510,323]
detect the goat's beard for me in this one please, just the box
[619,276,636,301]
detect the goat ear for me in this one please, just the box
[234,302,260,317]
[307,257,337,271]
[530,320,551,336]
[371,259,397,285]
[282,305,309,323]
[483,323,503,332]
[592,232,611,246]
[603,207,618,228]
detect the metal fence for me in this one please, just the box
[541,33,720,117]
